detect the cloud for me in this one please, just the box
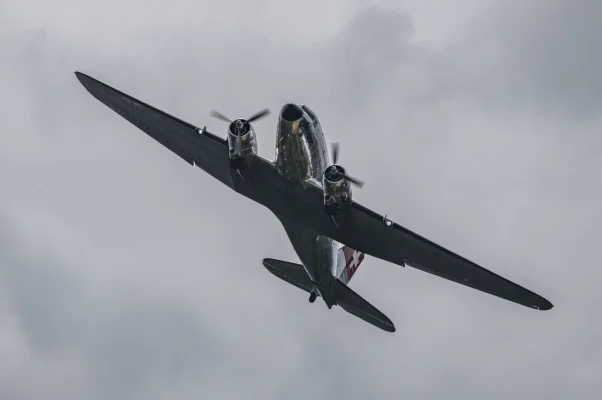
[0,210,227,399]
[1,1,601,399]
[467,0,602,120]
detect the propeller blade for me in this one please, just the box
[345,174,365,188]
[332,142,340,165]
[209,110,232,123]
[247,108,271,123]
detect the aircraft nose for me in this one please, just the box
[280,103,303,122]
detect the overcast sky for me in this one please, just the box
[1,0,601,399]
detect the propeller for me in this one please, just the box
[332,142,340,164]
[329,142,365,188]
[209,108,271,124]
[247,108,271,123]
[209,110,232,123]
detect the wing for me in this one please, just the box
[344,203,553,310]
[244,181,553,311]
[75,72,234,188]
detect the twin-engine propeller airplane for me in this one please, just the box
[75,71,553,332]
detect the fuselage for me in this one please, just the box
[274,103,339,307]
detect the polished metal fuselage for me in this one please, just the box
[274,103,339,307]
[275,104,330,181]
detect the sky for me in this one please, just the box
[1,0,601,399]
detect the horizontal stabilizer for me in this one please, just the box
[262,258,316,295]
[335,280,395,332]
[262,258,394,332]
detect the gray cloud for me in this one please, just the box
[1,1,601,399]
[0,211,225,400]
[466,0,602,120]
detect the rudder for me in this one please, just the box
[336,246,365,284]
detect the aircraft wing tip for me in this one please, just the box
[539,299,554,311]
[74,71,91,88]
[74,71,97,89]
[529,296,553,311]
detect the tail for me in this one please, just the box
[335,279,395,332]
[336,246,365,285]
[262,258,395,333]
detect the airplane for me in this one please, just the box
[75,71,553,333]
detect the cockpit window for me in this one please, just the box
[301,105,316,121]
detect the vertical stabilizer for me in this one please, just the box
[336,246,365,285]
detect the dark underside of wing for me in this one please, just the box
[238,179,553,311]
[326,202,553,310]
[347,203,553,310]
[75,71,233,188]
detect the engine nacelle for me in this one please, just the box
[323,165,352,216]
[227,119,258,170]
